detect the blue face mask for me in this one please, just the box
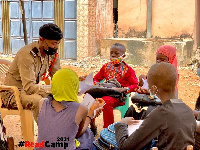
[198,68,200,77]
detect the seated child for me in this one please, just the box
[115,62,196,150]
[138,45,179,98]
[193,92,200,150]
[189,62,200,150]
[195,63,200,111]
[36,68,104,150]
[93,43,138,128]
[126,45,179,120]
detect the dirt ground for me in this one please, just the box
[1,56,200,149]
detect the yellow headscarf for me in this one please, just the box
[51,68,79,103]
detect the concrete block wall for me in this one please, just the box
[77,0,89,60]
[101,38,194,66]
[77,0,113,60]
[88,0,97,57]
[118,0,195,39]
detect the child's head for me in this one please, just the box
[51,68,79,103]
[156,45,177,64]
[147,62,177,97]
[156,45,179,95]
[110,43,126,58]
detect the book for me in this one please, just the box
[78,72,94,96]
[82,72,94,85]
[81,93,105,118]
[141,78,149,89]
[128,120,143,136]
[81,93,95,110]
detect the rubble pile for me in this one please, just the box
[61,56,110,74]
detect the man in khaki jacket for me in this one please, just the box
[1,23,63,123]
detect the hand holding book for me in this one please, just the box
[90,98,105,118]
[92,98,105,118]
[119,117,143,136]
[120,117,139,125]
[81,93,105,118]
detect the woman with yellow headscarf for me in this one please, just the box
[36,68,104,150]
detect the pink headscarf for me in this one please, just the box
[156,45,179,94]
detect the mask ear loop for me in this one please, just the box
[44,40,48,49]
[121,54,125,57]
[149,85,158,98]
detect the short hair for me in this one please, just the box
[147,62,177,92]
[39,23,63,41]
[111,43,126,52]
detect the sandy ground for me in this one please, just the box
[1,57,200,149]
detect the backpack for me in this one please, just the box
[93,122,119,150]
[86,79,127,102]
[93,121,155,150]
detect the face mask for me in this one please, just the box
[110,54,125,65]
[198,68,200,77]
[44,47,57,55]
[44,40,58,55]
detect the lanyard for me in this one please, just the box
[42,53,57,81]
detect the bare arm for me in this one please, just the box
[75,104,88,138]
[76,98,104,138]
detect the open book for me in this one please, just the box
[141,78,149,89]
[128,120,143,136]
[78,72,95,96]
[81,93,95,110]
[81,93,97,118]
[81,93,105,118]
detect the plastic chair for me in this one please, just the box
[0,59,34,149]
[114,93,130,118]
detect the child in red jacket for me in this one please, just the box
[93,43,138,128]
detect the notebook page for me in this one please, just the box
[128,120,143,136]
